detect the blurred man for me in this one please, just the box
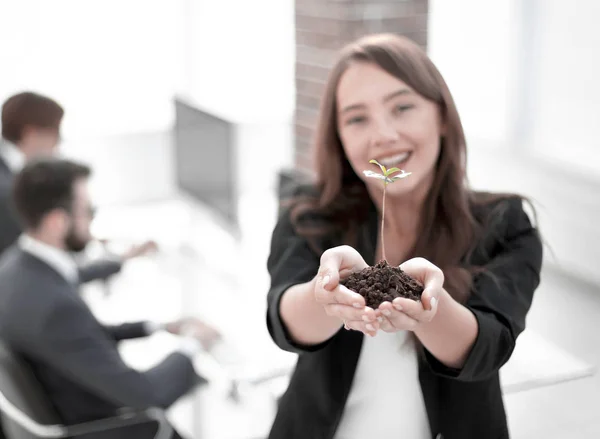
[0,91,153,279]
[0,158,220,439]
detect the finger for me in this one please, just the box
[343,319,380,336]
[339,267,362,278]
[324,304,378,322]
[318,246,368,289]
[316,265,339,295]
[400,257,444,293]
[377,301,398,332]
[315,282,365,308]
[392,297,437,323]
[380,301,419,330]
[419,286,439,312]
[379,315,396,333]
[332,284,366,308]
[324,304,363,321]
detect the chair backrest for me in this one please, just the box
[0,340,64,438]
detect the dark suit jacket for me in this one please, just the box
[0,247,200,428]
[0,156,122,283]
[0,159,20,259]
[266,192,543,439]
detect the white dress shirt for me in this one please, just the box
[0,140,26,173]
[18,234,78,284]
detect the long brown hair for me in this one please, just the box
[288,34,520,302]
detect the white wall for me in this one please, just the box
[428,0,521,146]
[182,0,296,195]
[530,0,600,175]
[0,0,296,204]
[0,0,185,139]
[62,132,177,206]
[429,0,600,177]
[182,0,295,124]
[428,0,600,285]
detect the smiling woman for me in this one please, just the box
[265,33,543,439]
[291,34,481,301]
[337,62,442,203]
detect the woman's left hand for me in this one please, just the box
[376,257,444,332]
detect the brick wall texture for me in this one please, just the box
[294,0,429,171]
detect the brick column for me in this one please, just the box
[294,0,429,172]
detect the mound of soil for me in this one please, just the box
[341,260,424,309]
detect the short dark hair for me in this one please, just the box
[1,92,64,143]
[12,158,91,229]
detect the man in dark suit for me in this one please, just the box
[0,91,60,256]
[0,158,220,438]
[0,91,156,281]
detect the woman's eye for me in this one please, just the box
[346,116,367,125]
[395,104,414,113]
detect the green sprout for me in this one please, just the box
[363,159,411,261]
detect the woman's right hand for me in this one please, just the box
[315,245,380,336]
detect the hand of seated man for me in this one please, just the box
[166,317,222,351]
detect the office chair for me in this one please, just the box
[0,341,172,439]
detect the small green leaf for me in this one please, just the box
[385,167,402,176]
[369,159,386,174]
[391,171,412,181]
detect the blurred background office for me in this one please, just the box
[0,0,598,438]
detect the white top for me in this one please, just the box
[18,234,79,284]
[334,331,431,439]
[0,140,25,173]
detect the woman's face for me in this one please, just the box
[336,62,443,199]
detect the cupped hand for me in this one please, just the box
[315,246,381,336]
[376,257,444,333]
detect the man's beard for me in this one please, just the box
[64,226,88,253]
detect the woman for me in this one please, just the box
[266,33,542,439]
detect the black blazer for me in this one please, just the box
[0,248,201,428]
[266,193,543,439]
[0,156,122,282]
[0,158,21,258]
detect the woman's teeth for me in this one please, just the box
[379,152,411,168]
